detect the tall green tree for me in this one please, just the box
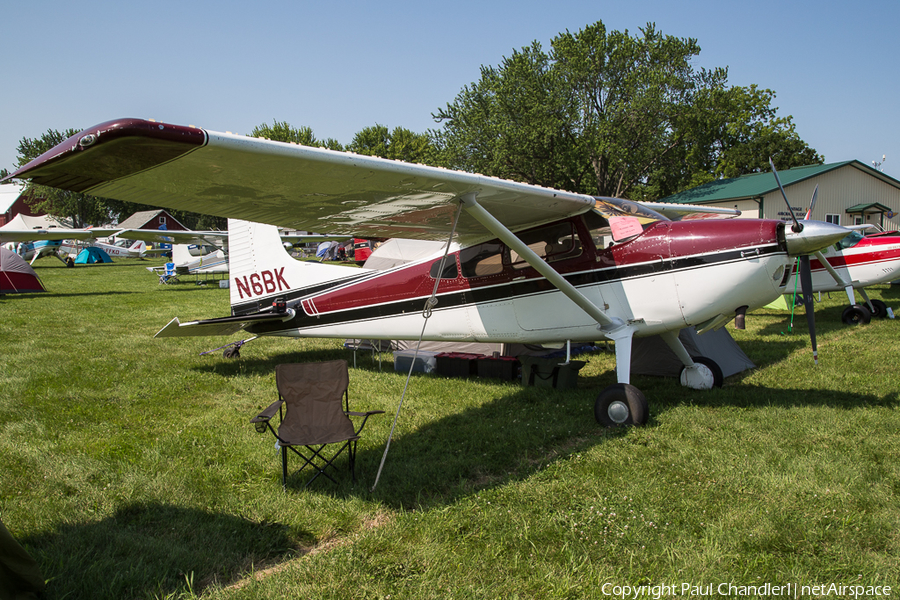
[434,20,820,200]
[251,120,343,150]
[346,124,438,164]
[641,84,823,199]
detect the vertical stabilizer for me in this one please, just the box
[129,240,147,256]
[171,244,194,265]
[227,219,358,310]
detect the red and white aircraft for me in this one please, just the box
[4,118,851,425]
[784,229,900,325]
[776,184,900,325]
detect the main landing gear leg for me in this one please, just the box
[594,327,649,427]
[858,288,888,319]
[660,330,723,390]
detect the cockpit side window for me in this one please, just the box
[509,222,582,269]
[459,242,505,278]
[429,256,459,279]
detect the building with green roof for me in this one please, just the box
[658,160,900,230]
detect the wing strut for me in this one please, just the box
[459,193,622,331]
[813,250,860,306]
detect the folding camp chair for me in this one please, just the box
[251,360,384,489]
[158,262,179,284]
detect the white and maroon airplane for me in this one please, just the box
[4,118,850,425]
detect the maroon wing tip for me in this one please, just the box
[2,118,207,190]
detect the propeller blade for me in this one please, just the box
[799,254,818,365]
[805,185,819,220]
[770,157,803,233]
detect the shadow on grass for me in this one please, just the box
[338,378,898,507]
[194,346,365,377]
[193,341,900,503]
[878,284,900,299]
[23,502,305,600]
[18,290,137,299]
[754,305,851,338]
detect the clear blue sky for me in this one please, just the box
[3,0,898,181]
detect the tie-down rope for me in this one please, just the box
[370,200,464,491]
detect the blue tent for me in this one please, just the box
[74,247,112,264]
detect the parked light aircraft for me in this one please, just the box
[0,220,199,262]
[775,184,900,325]
[0,222,122,264]
[785,229,900,324]
[4,118,851,425]
[147,243,229,276]
[3,239,66,264]
[85,238,160,258]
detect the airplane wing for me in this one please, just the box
[114,228,228,248]
[280,233,354,245]
[4,118,596,245]
[0,227,122,243]
[636,201,741,221]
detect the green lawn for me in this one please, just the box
[1,258,898,599]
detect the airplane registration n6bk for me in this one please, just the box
[4,118,851,426]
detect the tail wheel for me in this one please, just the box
[594,384,648,427]
[842,304,871,325]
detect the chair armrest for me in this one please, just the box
[251,399,283,423]
[347,410,385,436]
[346,410,386,417]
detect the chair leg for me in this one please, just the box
[281,445,288,489]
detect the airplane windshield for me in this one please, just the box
[592,197,668,224]
[836,231,864,250]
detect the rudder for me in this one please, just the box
[227,219,357,309]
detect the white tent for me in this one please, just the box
[0,212,69,232]
[0,182,24,215]
[362,238,451,270]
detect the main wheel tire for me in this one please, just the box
[678,356,724,389]
[869,299,888,319]
[842,304,871,325]
[594,384,648,427]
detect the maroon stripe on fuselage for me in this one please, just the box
[810,249,900,271]
[304,217,785,316]
[6,119,207,192]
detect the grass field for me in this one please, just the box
[1,258,899,599]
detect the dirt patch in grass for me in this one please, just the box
[224,509,395,591]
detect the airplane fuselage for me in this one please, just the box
[4,240,62,262]
[234,216,792,344]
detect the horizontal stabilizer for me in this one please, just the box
[155,310,295,338]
